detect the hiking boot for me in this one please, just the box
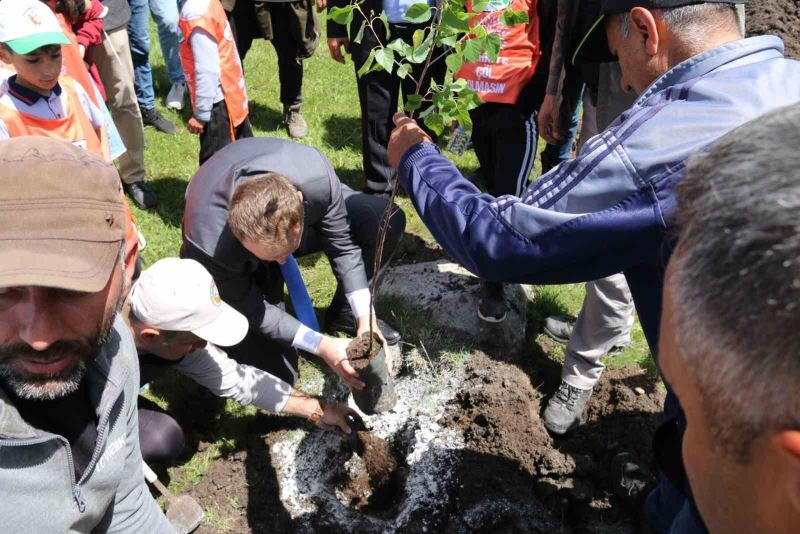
[141,106,178,134]
[124,180,158,210]
[543,315,576,343]
[543,380,593,435]
[477,280,507,323]
[283,104,308,138]
[166,82,186,111]
[325,310,401,346]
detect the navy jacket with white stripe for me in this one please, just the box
[399,35,800,354]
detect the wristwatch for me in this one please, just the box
[307,401,324,425]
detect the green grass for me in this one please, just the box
[139,20,653,497]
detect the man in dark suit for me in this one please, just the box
[182,137,404,390]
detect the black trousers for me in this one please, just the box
[296,187,407,323]
[231,0,319,107]
[350,21,446,194]
[199,99,254,165]
[469,102,539,197]
[138,396,185,466]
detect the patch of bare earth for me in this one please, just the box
[182,349,663,533]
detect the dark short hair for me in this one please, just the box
[673,103,800,461]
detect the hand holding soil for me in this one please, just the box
[315,402,361,434]
[318,336,366,390]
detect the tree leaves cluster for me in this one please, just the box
[328,0,529,135]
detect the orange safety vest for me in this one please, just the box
[0,75,139,285]
[54,13,111,160]
[0,76,104,156]
[178,0,249,138]
[456,0,540,105]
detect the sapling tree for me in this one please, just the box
[328,0,529,349]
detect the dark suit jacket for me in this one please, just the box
[181,137,368,344]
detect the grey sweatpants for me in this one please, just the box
[562,71,637,391]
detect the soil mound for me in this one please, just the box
[182,350,664,533]
[746,1,800,58]
[442,352,665,532]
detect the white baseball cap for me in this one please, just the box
[0,0,70,55]
[130,258,249,347]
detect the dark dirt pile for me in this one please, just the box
[439,352,664,532]
[746,1,800,58]
[182,349,664,533]
[335,431,399,509]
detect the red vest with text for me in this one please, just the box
[179,0,249,137]
[456,0,540,105]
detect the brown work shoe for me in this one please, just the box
[283,104,308,139]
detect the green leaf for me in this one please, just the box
[403,3,432,23]
[445,53,463,73]
[328,5,353,26]
[472,0,490,12]
[409,31,434,63]
[379,11,391,39]
[396,63,412,79]
[483,33,502,62]
[449,78,468,93]
[374,48,395,74]
[462,36,482,62]
[386,38,407,52]
[423,111,445,136]
[455,106,472,131]
[437,33,459,47]
[500,9,529,26]
[474,25,488,39]
[417,104,436,119]
[353,20,366,44]
[356,48,376,77]
[441,7,472,33]
[404,94,423,113]
[412,29,425,48]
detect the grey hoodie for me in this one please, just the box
[0,317,174,533]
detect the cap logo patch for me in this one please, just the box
[24,8,43,26]
[211,282,222,306]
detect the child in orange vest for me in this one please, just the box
[455,0,541,323]
[0,0,139,290]
[179,0,252,165]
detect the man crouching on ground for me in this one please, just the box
[182,137,406,393]
[0,138,172,532]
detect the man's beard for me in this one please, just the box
[0,296,121,401]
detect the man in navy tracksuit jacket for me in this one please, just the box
[388,2,800,531]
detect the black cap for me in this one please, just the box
[571,0,746,66]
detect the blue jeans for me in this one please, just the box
[127,0,184,110]
[540,86,584,174]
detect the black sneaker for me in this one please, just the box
[124,181,158,210]
[542,380,593,435]
[140,106,178,134]
[477,280,507,323]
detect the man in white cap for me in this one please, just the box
[125,258,358,464]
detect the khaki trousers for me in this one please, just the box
[90,27,146,185]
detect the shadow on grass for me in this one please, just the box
[248,101,284,132]
[322,115,361,151]
[148,176,190,229]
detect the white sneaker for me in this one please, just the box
[166,82,186,110]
